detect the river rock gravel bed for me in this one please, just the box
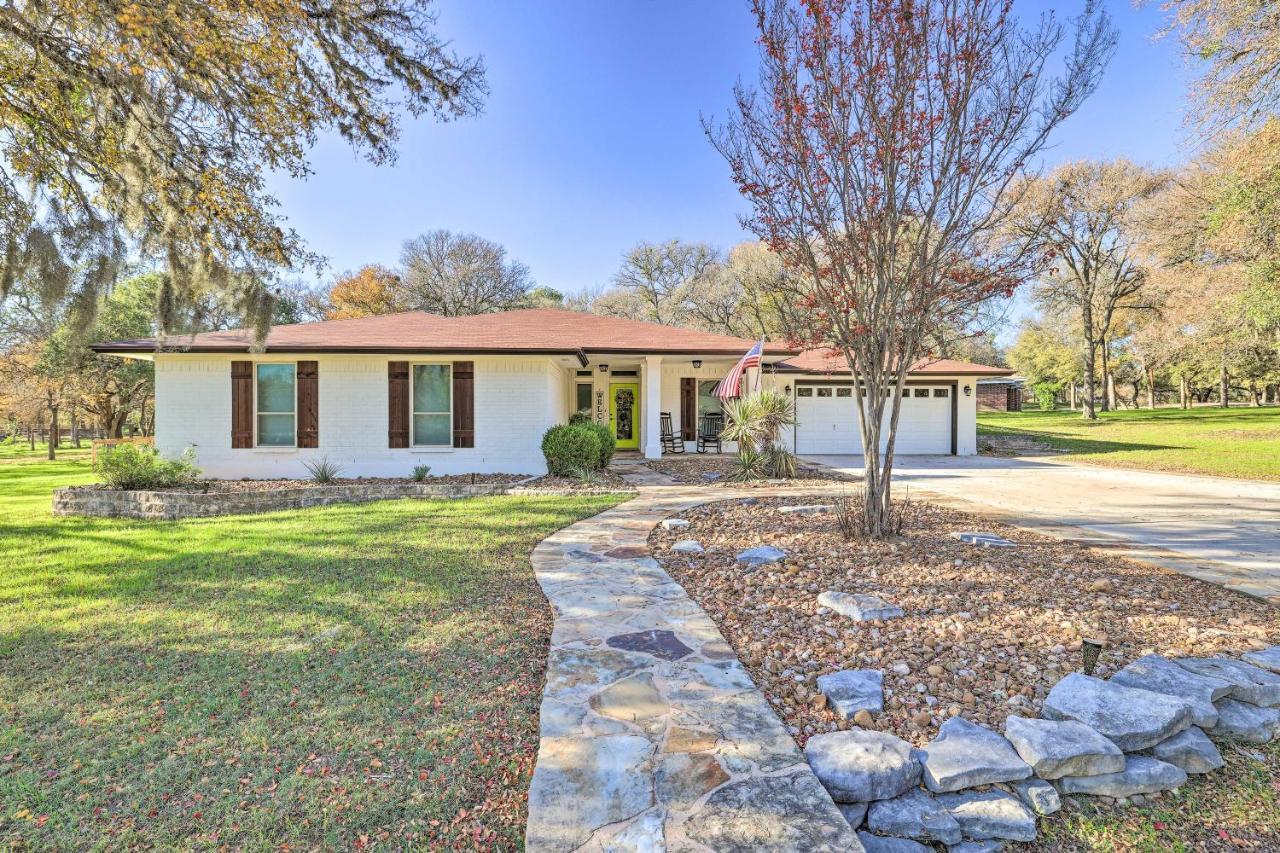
[648,495,1280,749]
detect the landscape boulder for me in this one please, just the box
[1056,755,1187,798]
[936,789,1038,842]
[818,591,904,622]
[736,545,786,566]
[817,669,885,719]
[916,717,1031,793]
[866,788,962,845]
[1212,698,1280,744]
[1242,646,1280,675]
[1174,657,1280,707]
[855,832,930,853]
[1041,673,1193,751]
[1110,654,1231,729]
[671,540,705,555]
[1151,727,1224,774]
[1011,778,1061,816]
[1003,715,1125,780]
[804,729,921,803]
[779,504,833,515]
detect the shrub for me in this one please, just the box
[566,464,605,486]
[727,447,770,482]
[763,443,798,478]
[95,444,202,490]
[568,410,593,426]
[411,464,432,482]
[1033,382,1060,411]
[303,456,343,484]
[541,424,602,476]
[579,421,616,468]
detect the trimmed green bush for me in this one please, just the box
[568,410,593,426]
[94,444,202,490]
[580,421,616,468]
[541,424,602,476]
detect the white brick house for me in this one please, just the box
[92,309,1011,478]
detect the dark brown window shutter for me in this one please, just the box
[231,361,253,448]
[680,377,697,440]
[453,361,474,448]
[296,360,319,448]
[388,361,410,448]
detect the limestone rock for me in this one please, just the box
[1110,654,1231,729]
[867,788,962,845]
[1011,778,1060,816]
[1174,657,1280,708]
[684,771,861,852]
[818,590,904,622]
[837,801,868,829]
[736,545,786,566]
[1041,673,1193,751]
[589,673,670,722]
[1003,715,1125,780]
[817,669,885,720]
[1151,727,1224,774]
[661,518,691,530]
[1056,755,1187,798]
[525,734,655,850]
[1212,698,1280,744]
[936,789,1038,842]
[916,717,1031,793]
[606,629,693,662]
[856,831,931,853]
[672,539,705,555]
[779,504,833,515]
[950,531,1016,548]
[804,729,922,803]
[1242,646,1280,675]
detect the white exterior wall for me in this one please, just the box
[154,353,563,478]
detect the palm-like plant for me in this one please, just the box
[720,389,798,480]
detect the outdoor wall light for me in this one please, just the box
[598,364,609,373]
[1081,638,1104,675]
[692,359,702,369]
[783,384,792,395]
[963,384,972,396]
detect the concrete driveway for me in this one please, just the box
[804,454,1280,603]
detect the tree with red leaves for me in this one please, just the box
[707,0,1117,536]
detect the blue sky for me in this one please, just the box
[269,0,1196,336]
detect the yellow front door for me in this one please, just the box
[609,383,640,450]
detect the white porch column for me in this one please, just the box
[643,355,663,459]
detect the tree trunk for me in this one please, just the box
[1220,359,1230,408]
[1099,337,1112,412]
[47,406,58,460]
[71,406,81,447]
[1069,383,1077,410]
[1179,376,1188,409]
[1251,382,1261,406]
[1146,366,1156,409]
[1082,306,1097,420]
[28,425,34,451]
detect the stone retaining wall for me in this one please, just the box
[52,481,527,520]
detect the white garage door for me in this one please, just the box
[794,384,952,455]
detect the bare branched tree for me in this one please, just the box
[706,0,1115,536]
[397,230,533,316]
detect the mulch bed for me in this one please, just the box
[75,473,531,493]
[649,495,1280,749]
[515,469,636,493]
[644,456,858,488]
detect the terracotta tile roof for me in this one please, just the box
[775,348,1014,376]
[91,309,799,356]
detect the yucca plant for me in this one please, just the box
[303,456,343,484]
[764,443,798,479]
[727,447,771,482]
[720,389,796,453]
[566,464,605,486]
[411,464,432,482]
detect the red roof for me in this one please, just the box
[92,309,799,356]
[776,348,1013,376]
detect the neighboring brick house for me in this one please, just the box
[977,377,1023,412]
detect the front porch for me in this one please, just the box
[554,353,772,460]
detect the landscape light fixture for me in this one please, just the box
[1081,638,1104,675]
[963,384,972,396]
[783,384,792,395]
[692,359,702,369]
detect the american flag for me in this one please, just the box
[713,340,764,400]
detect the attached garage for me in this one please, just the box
[793,382,955,455]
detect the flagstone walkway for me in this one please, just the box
[524,477,862,852]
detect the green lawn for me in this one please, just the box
[978,407,1280,481]
[0,446,623,849]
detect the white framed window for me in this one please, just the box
[575,382,593,415]
[697,380,723,420]
[255,363,296,447]
[412,363,453,447]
